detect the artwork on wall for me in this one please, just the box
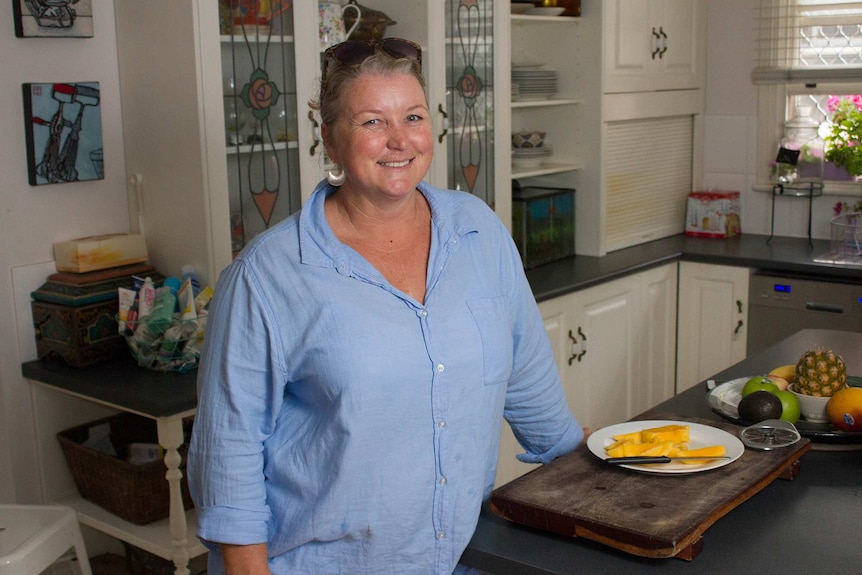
[22,82,104,186]
[13,0,94,38]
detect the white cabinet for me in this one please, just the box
[603,0,704,94]
[676,262,750,393]
[495,262,677,486]
[115,1,510,287]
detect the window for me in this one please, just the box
[755,0,862,191]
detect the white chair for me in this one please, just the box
[0,505,92,575]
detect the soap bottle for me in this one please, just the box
[143,276,181,337]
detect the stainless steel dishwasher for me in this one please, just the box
[747,272,862,356]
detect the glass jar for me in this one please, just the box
[775,106,824,185]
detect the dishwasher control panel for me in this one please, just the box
[747,273,862,355]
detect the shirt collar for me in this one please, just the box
[297,179,479,271]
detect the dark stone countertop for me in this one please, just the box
[528,233,862,302]
[462,328,862,575]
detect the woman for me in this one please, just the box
[188,38,585,575]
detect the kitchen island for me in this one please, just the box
[461,328,862,574]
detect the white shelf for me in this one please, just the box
[61,496,208,561]
[512,98,582,109]
[225,140,297,155]
[510,15,581,23]
[220,34,295,43]
[512,161,580,179]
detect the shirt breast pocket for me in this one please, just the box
[467,297,513,386]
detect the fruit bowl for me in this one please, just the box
[789,384,831,422]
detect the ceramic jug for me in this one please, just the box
[318,0,361,48]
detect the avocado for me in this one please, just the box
[738,390,783,423]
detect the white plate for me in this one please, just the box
[586,419,745,474]
[524,7,566,16]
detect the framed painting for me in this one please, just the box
[22,82,104,186]
[13,0,94,38]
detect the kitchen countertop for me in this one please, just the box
[529,233,862,302]
[461,328,862,574]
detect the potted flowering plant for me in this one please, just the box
[824,95,862,178]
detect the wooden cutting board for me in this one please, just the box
[490,413,812,560]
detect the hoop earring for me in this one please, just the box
[327,165,346,186]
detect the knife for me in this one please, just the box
[605,455,731,465]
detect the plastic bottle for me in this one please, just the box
[144,276,181,337]
[181,264,202,297]
[137,277,156,320]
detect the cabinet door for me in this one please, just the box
[658,0,702,91]
[570,277,639,431]
[637,263,678,412]
[603,0,703,94]
[603,0,653,94]
[676,262,750,392]
[220,2,302,254]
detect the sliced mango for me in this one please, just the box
[639,441,675,457]
[673,445,727,465]
[611,431,643,443]
[641,424,690,444]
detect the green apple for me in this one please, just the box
[774,390,801,424]
[741,376,780,398]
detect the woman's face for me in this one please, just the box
[324,72,433,202]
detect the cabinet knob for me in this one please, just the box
[734,319,744,335]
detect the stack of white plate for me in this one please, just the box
[512,145,553,169]
[511,66,558,101]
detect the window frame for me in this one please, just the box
[755,0,862,196]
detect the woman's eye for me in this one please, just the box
[407,114,423,122]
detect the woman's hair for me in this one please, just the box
[310,50,426,128]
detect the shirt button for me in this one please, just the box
[439,477,447,486]
[436,363,445,372]
[437,531,446,540]
[438,420,446,428]
[419,310,428,318]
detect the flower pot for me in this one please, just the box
[824,161,856,181]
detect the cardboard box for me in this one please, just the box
[685,191,741,238]
[53,234,148,273]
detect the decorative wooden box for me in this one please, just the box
[31,299,125,368]
[30,263,161,368]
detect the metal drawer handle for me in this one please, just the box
[806,302,844,314]
[568,327,588,365]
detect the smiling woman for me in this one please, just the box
[188,36,586,575]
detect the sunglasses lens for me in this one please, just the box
[379,39,422,64]
[330,40,377,67]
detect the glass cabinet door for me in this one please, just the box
[219,0,301,255]
[445,0,495,209]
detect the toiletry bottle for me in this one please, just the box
[138,277,156,320]
[181,264,202,297]
[144,276,181,337]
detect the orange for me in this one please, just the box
[826,387,862,432]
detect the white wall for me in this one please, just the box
[0,0,129,503]
[702,0,855,240]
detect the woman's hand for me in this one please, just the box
[222,542,271,575]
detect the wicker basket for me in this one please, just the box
[57,413,194,525]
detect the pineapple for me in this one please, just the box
[795,349,847,397]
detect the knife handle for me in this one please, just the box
[605,456,672,464]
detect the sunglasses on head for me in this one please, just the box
[321,38,422,96]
